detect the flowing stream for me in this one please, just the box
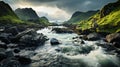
[27,26,120,67]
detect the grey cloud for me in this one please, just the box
[1,0,118,22]
[2,0,118,13]
[26,0,57,2]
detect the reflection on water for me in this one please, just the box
[28,26,120,67]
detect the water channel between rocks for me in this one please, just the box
[25,26,120,67]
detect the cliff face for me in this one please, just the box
[66,10,98,24]
[15,8,39,21]
[77,0,120,33]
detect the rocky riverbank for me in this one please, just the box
[0,25,48,67]
[72,32,120,56]
[0,25,120,67]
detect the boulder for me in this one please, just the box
[0,26,5,33]
[7,43,18,48]
[81,40,85,44]
[20,34,47,47]
[55,48,61,52]
[112,42,120,48]
[106,33,120,43]
[0,41,7,49]
[82,35,88,40]
[5,49,14,57]
[80,29,92,35]
[14,48,20,53]
[15,29,36,41]
[14,29,48,47]
[0,52,7,61]
[52,28,73,33]
[87,33,101,41]
[4,26,19,36]
[15,56,31,64]
[0,58,21,67]
[50,38,60,45]
[0,48,7,61]
[0,33,12,44]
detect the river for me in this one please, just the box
[26,26,120,67]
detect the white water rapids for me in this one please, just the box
[27,26,120,67]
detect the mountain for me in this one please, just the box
[15,8,39,21]
[77,0,120,33]
[39,17,50,25]
[0,1,21,24]
[65,10,98,24]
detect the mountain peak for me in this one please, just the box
[15,8,39,21]
[0,1,18,18]
[65,10,98,24]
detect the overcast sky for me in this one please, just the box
[2,0,118,22]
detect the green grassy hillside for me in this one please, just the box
[65,11,98,24]
[76,0,120,33]
[0,1,50,27]
[0,1,22,24]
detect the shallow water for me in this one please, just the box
[28,26,120,67]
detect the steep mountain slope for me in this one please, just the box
[15,8,39,21]
[77,0,120,33]
[0,1,21,24]
[39,17,50,25]
[66,10,98,24]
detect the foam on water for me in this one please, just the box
[31,26,120,67]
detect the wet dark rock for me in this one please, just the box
[4,26,19,36]
[14,48,20,53]
[52,28,73,33]
[5,49,14,57]
[7,43,18,48]
[20,34,47,47]
[0,27,5,33]
[82,35,88,40]
[16,56,31,64]
[0,48,7,61]
[0,58,21,67]
[106,33,120,43]
[55,48,61,52]
[98,32,110,37]
[112,42,120,48]
[0,41,7,49]
[0,52,7,61]
[80,29,92,35]
[0,33,12,44]
[50,38,60,45]
[13,29,48,48]
[81,40,85,44]
[15,29,36,41]
[87,33,101,41]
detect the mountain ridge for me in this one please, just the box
[76,0,120,33]
[65,10,98,24]
[15,8,39,21]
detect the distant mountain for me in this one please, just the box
[0,1,50,27]
[15,8,39,21]
[0,1,21,24]
[66,10,98,24]
[38,17,50,26]
[77,0,120,33]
